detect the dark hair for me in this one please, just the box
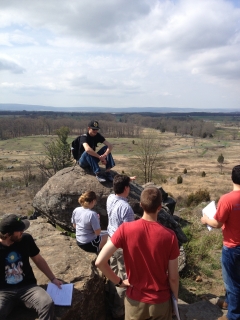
[78,191,97,208]
[232,165,240,185]
[0,231,14,239]
[113,175,130,194]
[140,187,162,214]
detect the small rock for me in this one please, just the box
[196,275,202,282]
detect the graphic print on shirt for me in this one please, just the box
[5,251,24,284]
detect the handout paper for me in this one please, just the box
[202,201,217,231]
[47,283,73,306]
[171,293,181,320]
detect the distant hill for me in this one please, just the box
[0,103,239,113]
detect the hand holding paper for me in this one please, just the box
[202,201,217,231]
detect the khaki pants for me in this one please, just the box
[125,296,172,320]
[108,247,126,318]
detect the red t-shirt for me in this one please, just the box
[111,219,179,304]
[214,190,240,248]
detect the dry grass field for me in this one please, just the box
[0,128,239,303]
[0,130,239,214]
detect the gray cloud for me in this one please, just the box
[0,58,25,74]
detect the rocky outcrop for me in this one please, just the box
[8,217,105,320]
[178,298,227,320]
[33,166,187,245]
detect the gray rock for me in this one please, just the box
[32,166,187,245]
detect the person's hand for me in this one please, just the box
[130,176,136,181]
[121,279,132,287]
[99,155,107,164]
[201,214,208,225]
[52,278,63,289]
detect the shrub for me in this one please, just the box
[201,171,206,177]
[177,175,183,184]
[183,168,187,174]
[186,189,210,207]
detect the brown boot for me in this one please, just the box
[218,316,228,320]
[217,299,228,310]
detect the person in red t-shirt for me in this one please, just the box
[96,187,179,320]
[201,165,240,320]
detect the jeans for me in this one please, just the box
[79,146,115,175]
[222,245,240,320]
[0,284,54,320]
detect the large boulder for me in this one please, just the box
[32,166,141,232]
[33,166,187,245]
[8,217,105,320]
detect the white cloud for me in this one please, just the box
[0,0,239,109]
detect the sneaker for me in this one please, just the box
[105,172,113,182]
[217,299,228,310]
[96,174,106,182]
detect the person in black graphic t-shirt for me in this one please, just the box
[0,214,62,320]
[78,120,115,183]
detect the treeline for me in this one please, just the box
[120,114,216,138]
[0,115,141,140]
[0,112,215,140]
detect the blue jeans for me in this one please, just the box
[79,146,115,175]
[222,245,240,320]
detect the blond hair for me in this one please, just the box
[78,191,97,208]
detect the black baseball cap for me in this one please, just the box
[0,214,30,234]
[88,120,100,130]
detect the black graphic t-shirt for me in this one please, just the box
[0,233,40,289]
[79,132,105,157]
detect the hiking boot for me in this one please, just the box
[217,299,228,310]
[218,316,228,320]
[96,174,106,182]
[105,171,113,182]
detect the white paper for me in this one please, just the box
[202,201,217,231]
[47,283,73,306]
[171,293,181,320]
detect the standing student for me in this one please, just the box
[72,191,108,254]
[96,187,179,320]
[107,174,135,319]
[201,165,240,320]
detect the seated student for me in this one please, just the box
[78,120,115,183]
[72,191,108,254]
[0,214,62,320]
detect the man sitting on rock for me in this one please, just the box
[201,165,240,320]
[96,186,180,320]
[0,214,62,320]
[78,120,115,182]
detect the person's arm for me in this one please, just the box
[94,228,101,236]
[83,142,101,159]
[101,140,113,157]
[201,214,223,228]
[95,240,130,287]
[31,254,62,288]
[73,224,76,229]
[168,258,179,300]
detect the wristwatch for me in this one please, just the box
[115,278,123,287]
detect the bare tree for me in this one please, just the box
[21,161,33,187]
[217,153,224,174]
[134,132,163,183]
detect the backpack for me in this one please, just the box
[71,136,81,161]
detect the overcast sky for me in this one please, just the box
[0,0,240,110]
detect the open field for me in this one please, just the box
[0,129,239,303]
[0,130,239,210]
